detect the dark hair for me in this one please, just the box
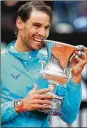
[15,1,52,36]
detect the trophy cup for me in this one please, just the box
[38,40,84,116]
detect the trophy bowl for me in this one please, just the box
[38,40,84,116]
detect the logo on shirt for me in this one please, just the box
[11,73,20,80]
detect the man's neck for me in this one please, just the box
[14,38,31,52]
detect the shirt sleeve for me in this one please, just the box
[56,79,82,124]
[1,101,19,123]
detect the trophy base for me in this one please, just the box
[38,95,63,116]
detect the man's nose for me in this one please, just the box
[38,27,46,37]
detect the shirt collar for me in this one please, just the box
[8,41,39,60]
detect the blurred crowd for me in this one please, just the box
[52,1,87,33]
[1,1,87,43]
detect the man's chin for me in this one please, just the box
[35,46,42,50]
[31,45,42,51]
[34,44,44,50]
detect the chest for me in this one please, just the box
[1,55,47,99]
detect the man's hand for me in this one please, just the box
[70,46,87,83]
[16,84,53,113]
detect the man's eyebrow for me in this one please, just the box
[32,22,42,26]
[46,25,51,28]
[32,22,51,28]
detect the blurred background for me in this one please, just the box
[1,1,87,127]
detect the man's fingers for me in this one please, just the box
[28,83,38,95]
[32,104,51,109]
[73,46,87,59]
[34,93,53,99]
[36,88,52,94]
[82,46,87,51]
[31,99,52,105]
[30,84,52,94]
[73,49,86,61]
[32,83,38,91]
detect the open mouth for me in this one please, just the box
[34,38,42,42]
[33,37,45,43]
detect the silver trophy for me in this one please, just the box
[38,40,84,116]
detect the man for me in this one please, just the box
[1,1,87,127]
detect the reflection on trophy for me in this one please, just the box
[38,40,84,116]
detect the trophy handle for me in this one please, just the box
[39,61,46,73]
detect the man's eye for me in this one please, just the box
[45,27,50,31]
[33,24,40,28]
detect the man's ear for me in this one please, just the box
[16,17,24,30]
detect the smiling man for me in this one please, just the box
[14,8,51,52]
[1,1,87,127]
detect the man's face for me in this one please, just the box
[17,10,51,51]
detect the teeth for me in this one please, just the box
[34,38,41,42]
[34,37,45,42]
